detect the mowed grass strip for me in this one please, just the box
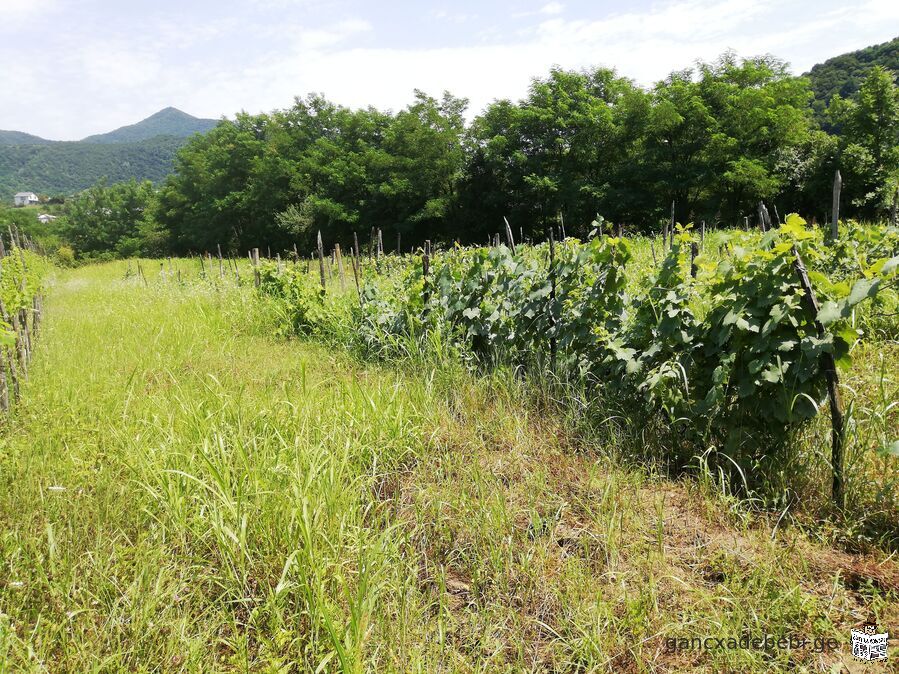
[0,261,894,672]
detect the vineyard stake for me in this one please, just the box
[503,216,516,253]
[668,200,675,249]
[792,247,845,510]
[351,251,362,307]
[316,231,326,293]
[335,244,346,292]
[890,186,898,227]
[548,227,558,371]
[690,242,699,278]
[772,204,781,226]
[217,244,224,279]
[831,170,841,240]
[377,229,384,259]
[251,248,261,287]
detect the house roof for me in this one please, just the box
[14,192,38,198]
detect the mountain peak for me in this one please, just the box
[81,108,219,144]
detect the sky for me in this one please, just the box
[2,0,898,140]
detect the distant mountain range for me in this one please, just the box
[0,108,219,198]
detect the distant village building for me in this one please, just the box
[37,214,58,224]
[13,192,39,207]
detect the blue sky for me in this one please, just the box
[2,0,898,140]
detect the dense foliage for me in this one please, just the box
[806,36,899,127]
[147,53,898,258]
[256,218,899,501]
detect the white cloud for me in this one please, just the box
[540,2,564,15]
[2,0,899,139]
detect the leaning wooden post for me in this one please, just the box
[548,228,558,371]
[503,216,516,254]
[792,247,844,510]
[831,170,841,240]
[772,204,782,227]
[559,212,566,240]
[217,244,224,279]
[316,231,326,293]
[335,243,346,292]
[757,201,767,232]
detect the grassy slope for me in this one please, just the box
[0,261,895,672]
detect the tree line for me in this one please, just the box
[57,53,899,258]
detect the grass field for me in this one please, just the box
[0,261,896,672]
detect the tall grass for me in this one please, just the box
[0,260,894,672]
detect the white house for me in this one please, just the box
[37,213,58,224]
[13,192,39,207]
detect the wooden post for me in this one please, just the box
[700,220,706,245]
[351,250,362,307]
[743,216,749,231]
[650,239,658,266]
[0,354,7,414]
[669,200,675,249]
[690,242,699,278]
[251,248,260,287]
[377,229,384,259]
[890,186,898,227]
[199,254,207,277]
[369,228,375,261]
[217,244,224,279]
[292,243,299,264]
[758,201,767,232]
[559,212,566,240]
[548,227,557,371]
[831,170,841,240]
[503,216,516,253]
[772,204,781,227]
[353,231,361,261]
[421,245,430,307]
[335,243,346,291]
[792,247,844,510]
[316,231,326,293]
[136,260,148,287]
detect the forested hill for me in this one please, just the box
[0,130,52,146]
[0,108,220,198]
[0,136,186,198]
[806,36,899,123]
[81,107,218,144]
